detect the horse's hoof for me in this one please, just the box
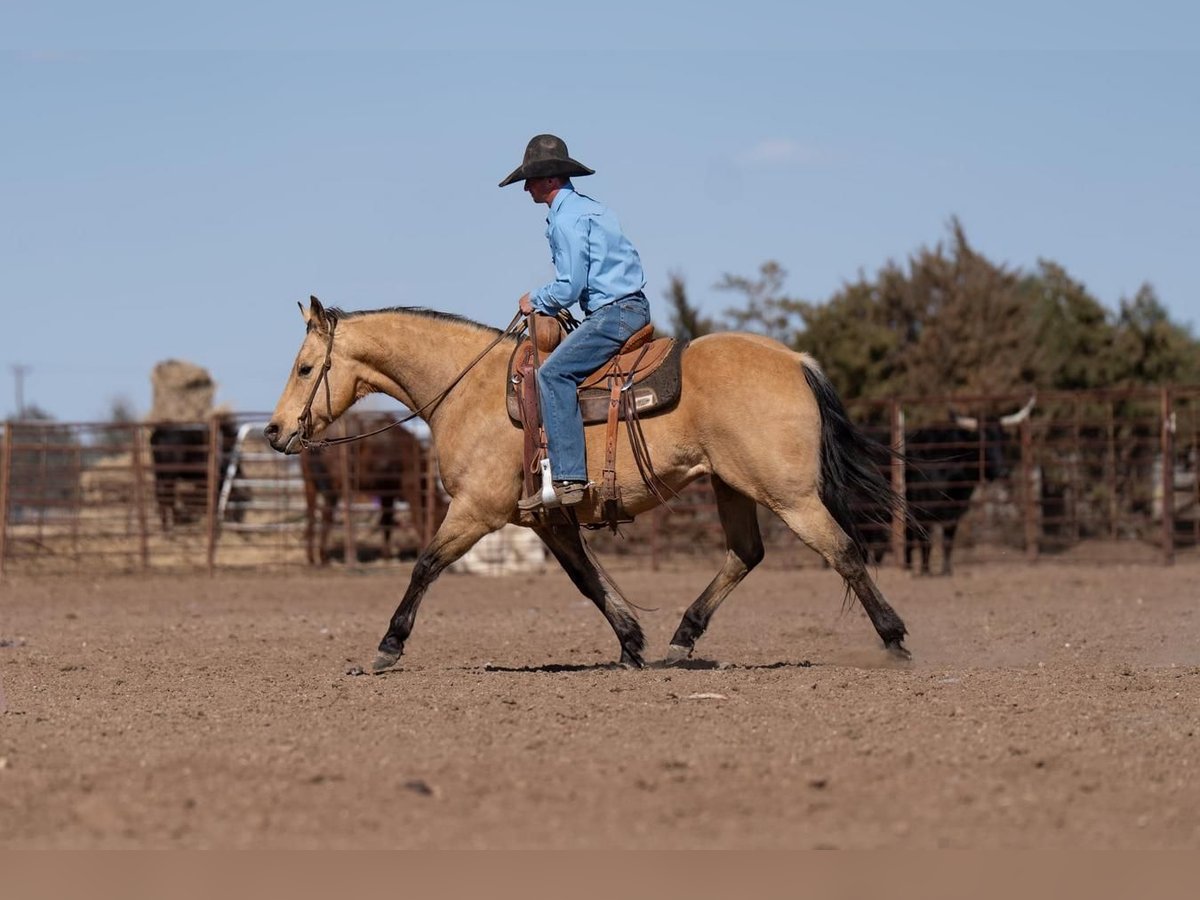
[885,641,912,661]
[372,651,402,673]
[619,648,645,669]
[664,643,692,665]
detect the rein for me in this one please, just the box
[297,311,526,450]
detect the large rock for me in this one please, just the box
[450,525,547,576]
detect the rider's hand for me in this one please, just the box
[519,292,533,315]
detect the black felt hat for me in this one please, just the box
[498,134,595,187]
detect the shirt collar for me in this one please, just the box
[547,181,575,219]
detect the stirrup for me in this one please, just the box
[520,459,559,511]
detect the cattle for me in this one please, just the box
[148,417,245,531]
[901,397,1036,574]
[300,421,440,565]
[849,398,1035,574]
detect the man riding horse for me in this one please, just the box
[501,134,653,511]
[264,138,911,670]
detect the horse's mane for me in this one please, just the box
[324,305,513,340]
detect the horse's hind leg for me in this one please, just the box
[372,502,498,672]
[379,494,397,561]
[535,523,646,667]
[319,495,336,565]
[919,527,933,575]
[666,477,764,663]
[776,495,910,657]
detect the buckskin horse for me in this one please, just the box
[264,297,909,672]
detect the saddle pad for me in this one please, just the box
[507,337,686,426]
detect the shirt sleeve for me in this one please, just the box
[530,214,589,314]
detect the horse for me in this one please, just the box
[264,297,909,672]
[300,415,436,564]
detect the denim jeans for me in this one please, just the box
[535,295,652,483]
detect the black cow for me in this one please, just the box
[902,397,1035,574]
[149,418,245,531]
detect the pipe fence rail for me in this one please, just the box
[3,387,1199,575]
[591,386,1200,569]
[0,412,443,575]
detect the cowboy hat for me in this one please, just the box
[498,134,595,187]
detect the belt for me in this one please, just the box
[585,293,647,316]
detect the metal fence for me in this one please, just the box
[592,386,1200,569]
[0,412,443,574]
[3,387,1199,574]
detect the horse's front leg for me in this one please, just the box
[534,522,646,667]
[372,502,499,672]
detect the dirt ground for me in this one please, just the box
[1,556,1198,849]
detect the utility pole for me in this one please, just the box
[11,364,30,418]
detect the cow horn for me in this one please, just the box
[950,407,979,431]
[999,395,1037,428]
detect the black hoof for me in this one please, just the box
[619,647,645,669]
[372,650,402,673]
[885,640,912,661]
[373,635,405,672]
[664,643,693,666]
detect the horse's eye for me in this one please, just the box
[298,363,313,377]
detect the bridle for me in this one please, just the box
[295,311,526,450]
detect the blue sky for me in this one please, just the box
[3,3,1198,421]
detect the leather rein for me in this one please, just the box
[296,310,526,450]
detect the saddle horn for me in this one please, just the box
[530,312,564,355]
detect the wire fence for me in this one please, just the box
[3,387,1198,575]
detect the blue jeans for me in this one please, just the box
[536,295,652,483]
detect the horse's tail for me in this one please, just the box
[799,358,903,564]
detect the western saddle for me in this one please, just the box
[507,313,685,528]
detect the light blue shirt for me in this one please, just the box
[530,184,646,316]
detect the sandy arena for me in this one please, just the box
[1,557,1198,848]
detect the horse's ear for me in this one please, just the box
[301,295,329,333]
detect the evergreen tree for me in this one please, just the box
[1024,260,1117,390]
[717,261,804,343]
[663,272,716,340]
[713,220,1199,400]
[1111,284,1200,386]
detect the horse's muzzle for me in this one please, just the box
[263,422,303,455]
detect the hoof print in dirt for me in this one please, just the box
[403,779,437,797]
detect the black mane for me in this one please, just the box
[325,305,509,338]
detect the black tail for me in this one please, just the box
[800,361,904,564]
